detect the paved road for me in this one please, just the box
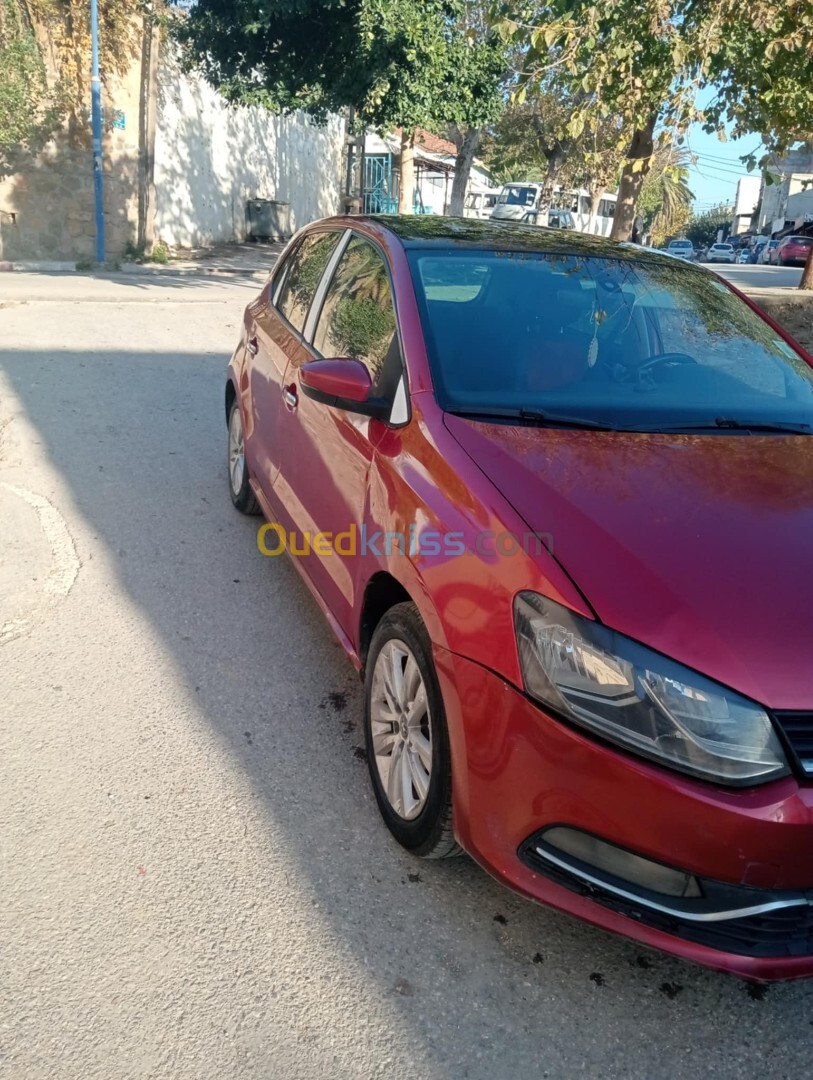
[2,271,813,1080]
[705,262,804,290]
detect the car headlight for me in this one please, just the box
[514,592,789,786]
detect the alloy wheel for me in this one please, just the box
[229,406,245,496]
[370,640,433,820]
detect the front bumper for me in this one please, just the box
[434,646,813,980]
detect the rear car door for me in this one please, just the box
[273,233,408,634]
[243,230,342,505]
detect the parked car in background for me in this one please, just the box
[776,235,813,267]
[227,214,813,981]
[463,190,500,220]
[736,247,751,264]
[539,207,576,230]
[750,239,768,264]
[761,239,780,264]
[706,242,736,264]
[666,238,695,261]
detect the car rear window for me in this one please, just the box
[407,250,813,432]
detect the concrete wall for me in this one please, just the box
[0,36,345,261]
[786,189,813,226]
[152,53,345,249]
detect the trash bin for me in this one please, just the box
[246,199,291,241]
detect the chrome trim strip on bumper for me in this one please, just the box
[533,846,811,923]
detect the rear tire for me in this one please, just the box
[228,399,260,515]
[364,602,460,859]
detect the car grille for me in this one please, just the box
[520,836,813,959]
[773,711,813,778]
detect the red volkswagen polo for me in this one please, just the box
[225,217,813,980]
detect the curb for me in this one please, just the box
[1,261,271,278]
[0,261,77,273]
[741,288,813,307]
[113,263,270,278]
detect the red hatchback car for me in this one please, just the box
[226,217,813,980]
[776,234,813,267]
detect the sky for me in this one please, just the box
[683,87,765,213]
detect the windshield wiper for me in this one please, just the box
[446,406,617,431]
[641,417,813,435]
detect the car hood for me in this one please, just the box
[445,416,813,709]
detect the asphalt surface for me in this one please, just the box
[712,262,804,290]
[2,269,813,1080]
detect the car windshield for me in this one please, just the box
[669,241,691,249]
[407,250,813,432]
[498,186,537,207]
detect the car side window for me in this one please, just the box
[312,236,402,397]
[276,232,341,333]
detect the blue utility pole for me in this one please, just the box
[90,0,105,263]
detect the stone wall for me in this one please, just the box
[0,60,143,262]
[0,38,345,262]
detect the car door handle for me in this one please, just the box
[247,336,259,356]
[283,385,298,409]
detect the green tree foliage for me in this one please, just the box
[686,206,733,249]
[0,0,62,174]
[1,0,160,173]
[492,0,813,251]
[178,0,503,212]
[638,146,693,245]
[493,0,700,239]
[482,92,627,218]
[701,1,813,161]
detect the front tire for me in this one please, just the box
[228,399,260,514]
[364,602,459,859]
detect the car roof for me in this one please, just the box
[363,214,694,267]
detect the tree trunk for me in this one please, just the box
[589,188,604,233]
[800,244,813,291]
[137,18,160,252]
[610,115,657,242]
[398,130,416,215]
[448,127,481,217]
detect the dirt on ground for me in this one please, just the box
[752,295,813,353]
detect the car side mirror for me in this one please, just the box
[300,358,392,420]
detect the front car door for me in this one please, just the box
[243,230,342,506]
[272,233,408,636]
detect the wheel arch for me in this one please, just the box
[225,378,237,425]
[358,572,412,670]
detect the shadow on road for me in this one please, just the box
[3,338,813,1075]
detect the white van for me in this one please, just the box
[491,183,544,222]
[463,190,500,220]
[490,184,576,230]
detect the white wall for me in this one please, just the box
[153,52,345,248]
[786,189,813,225]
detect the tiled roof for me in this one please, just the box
[415,129,458,157]
[394,127,458,157]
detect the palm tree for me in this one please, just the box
[639,145,694,244]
